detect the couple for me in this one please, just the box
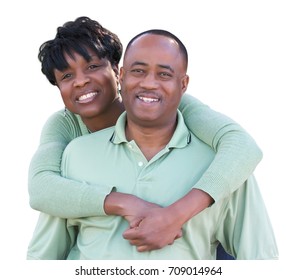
[27,17,278,259]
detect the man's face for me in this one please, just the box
[119,34,189,128]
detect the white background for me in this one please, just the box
[0,0,295,278]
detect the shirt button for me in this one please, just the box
[128,144,133,149]
[138,161,143,167]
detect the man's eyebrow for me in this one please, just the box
[130,61,174,73]
[130,61,147,67]
[158,64,174,73]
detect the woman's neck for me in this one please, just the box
[82,98,125,133]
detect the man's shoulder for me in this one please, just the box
[66,126,115,151]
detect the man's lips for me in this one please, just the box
[136,92,161,104]
[137,96,160,103]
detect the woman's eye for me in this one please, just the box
[61,73,72,80]
[89,64,99,69]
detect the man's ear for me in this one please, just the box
[181,74,189,94]
[119,67,125,85]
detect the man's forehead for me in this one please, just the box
[124,34,180,61]
[129,34,177,50]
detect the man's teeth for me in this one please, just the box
[138,96,159,103]
[78,92,97,101]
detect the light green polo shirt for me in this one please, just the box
[61,111,278,260]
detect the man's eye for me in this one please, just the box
[159,72,172,78]
[129,69,145,76]
[131,69,144,73]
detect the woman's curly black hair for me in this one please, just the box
[38,16,123,85]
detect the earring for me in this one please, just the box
[117,87,121,95]
[64,107,67,117]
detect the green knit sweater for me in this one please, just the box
[28,94,262,218]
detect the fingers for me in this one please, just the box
[123,221,183,252]
[175,229,183,239]
[129,218,142,229]
[122,227,139,240]
[123,228,182,252]
[137,245,149,252]
[122,228,156,251]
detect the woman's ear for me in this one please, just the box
[112,64,119,76]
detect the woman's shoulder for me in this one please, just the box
[41,109,86,140]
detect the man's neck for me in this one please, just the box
[125,119,177,161]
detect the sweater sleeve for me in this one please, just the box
[28,110,114,218]
[179,94,263,202]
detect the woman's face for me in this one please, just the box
[54,48,119,119]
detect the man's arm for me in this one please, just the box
[27,213,75,260]
[217,176,278,259]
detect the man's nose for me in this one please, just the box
[139,72,158,89]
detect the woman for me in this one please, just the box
[27,17,261,259]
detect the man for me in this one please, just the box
[27,17,266,260]
[61,29,278,259]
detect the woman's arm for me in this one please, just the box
[122,93,263,251]
[28,110,114,218]
[179,93,263,202]
[28,95,263,253]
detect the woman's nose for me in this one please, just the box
[73,71,90,87]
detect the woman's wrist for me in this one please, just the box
[104,192,134,216]
[167,188,214,226]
